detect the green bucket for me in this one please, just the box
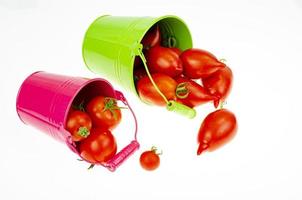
[82,15,196,118]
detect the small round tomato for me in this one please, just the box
[86,96,122,130]
[146,46,183,77]
[180,48,225,79]
[140,147,161,171]
[137,73,177,106]
[66,110,92,142]
[197,109,237,155]
[142,25,161,50]
[175,77,217,108]
[79,128,117,163]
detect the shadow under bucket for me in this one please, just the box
[82,15,196,118]
[16,71,139,171]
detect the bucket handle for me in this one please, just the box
[102,90,140,172]
[136,45,196,119]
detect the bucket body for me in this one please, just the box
[82,15,193,95]
[16,71,116,143]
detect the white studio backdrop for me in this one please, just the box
[0,0,302,199]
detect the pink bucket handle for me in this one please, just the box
[101,90,139,171]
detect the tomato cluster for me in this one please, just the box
[66,96,122,165]
[136,23,238,165]
[134,25,233,109]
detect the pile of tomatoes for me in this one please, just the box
[66,96,122,165]
[134,25,232,109]
[135,24,238,162]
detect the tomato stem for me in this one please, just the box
[88,164,95,170]
[176,82,190,99]
[151,146,163,155]
[102,98,126,120]
[77,127,90,138]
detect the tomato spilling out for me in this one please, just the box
[137,73,177,106]
[146,46,183,77]
[79,128,117,163]
[202,66,233,107]
[180,48,225,79]
[86,96,122,130]
[197,109,237,155]
[142,25,161,50]
[170,47,182,56]
[66,110,92,142]
[140,146,161,171]
[175,76,217,108]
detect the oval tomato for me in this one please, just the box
[197,109,237,155]
[142,25,161,50]
[146,46,183,77]
[180,48,225,79]
[66,110,92,142]
[175,77,217,108]
[86,96,122,130]
[202,66,233,107]
[139,147,161,171]
[137,73,177,106]
[79,128,117,163]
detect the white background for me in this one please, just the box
[1,0,302,199]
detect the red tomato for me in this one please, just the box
[197,109,237,155]
[66,110,92,142]
[146,46,183,77]
[86,96,122,130]
[180,48,225,79]
[175,77,218,108]
[134,67,147,83]
[79,128,117,163]
[133,56,142,69]
[137,73,177,106]
[170,47,182,56]
[142,25,161,50]
[202,66,233,107]
[140,147,161,171]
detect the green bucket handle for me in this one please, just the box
[135,44,196,119]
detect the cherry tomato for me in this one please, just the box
[86,96,121,130]
[175,77,218,108]
[202,66,233,107]
[170,47,182,56]
[180,48,225,79]
[146,46,183,77]
[142,25,161,50]
[137,73,177,106]
[79,128,117,163]
[140,147,161,171]
[197,109,237,155]
[66,110,92,142]
[134,67,147,83]
[134,56,142,69]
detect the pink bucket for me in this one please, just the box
[16,71,139,171]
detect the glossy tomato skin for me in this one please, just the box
[197,109,237,155]
[170,47,182,56]
[180,48,225,79]
[175,77,217,108]
[66,110,92,142]
[146,46,183,77]
[79,128,117,163]
[140,150,160,171]
[142,25,161,50]
[202,66,233,107]
[137,73,177,106]
[86,96,121,130]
